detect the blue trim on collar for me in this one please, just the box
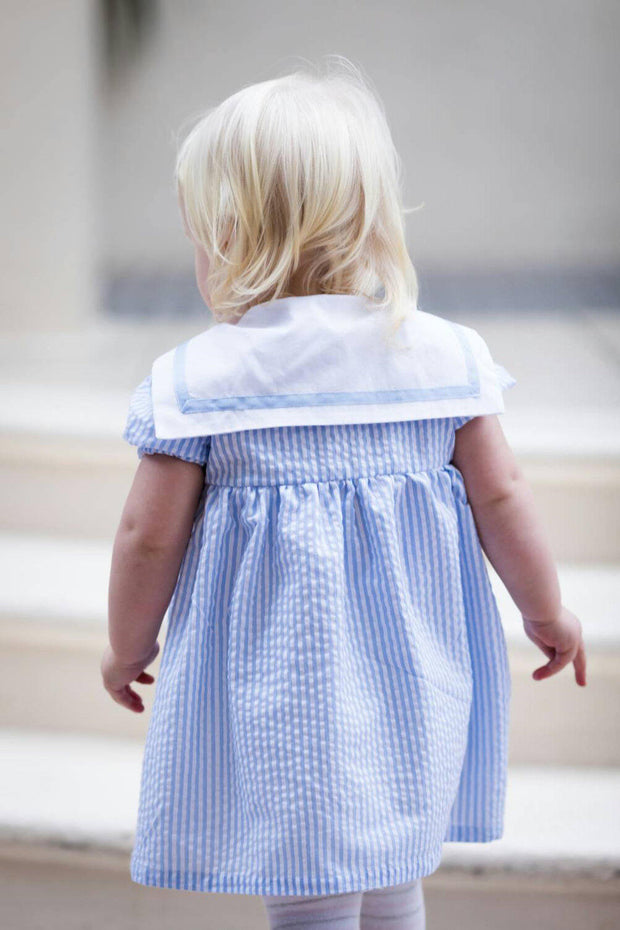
[173,320,480,414]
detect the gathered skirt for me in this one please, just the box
[126,416,511,895]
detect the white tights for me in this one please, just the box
[262,878,426,929]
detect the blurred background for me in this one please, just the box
[1,1,619,928]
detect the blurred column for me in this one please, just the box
[0,1,100,332]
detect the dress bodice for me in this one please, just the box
[204,417,460,489]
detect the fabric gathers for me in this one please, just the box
[123,294,516,895]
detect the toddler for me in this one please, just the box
[102,56,586,929]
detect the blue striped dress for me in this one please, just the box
[123,370,514,896]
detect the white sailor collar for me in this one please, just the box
[151,293,515,439]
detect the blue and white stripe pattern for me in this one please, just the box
[123,374,211,465]
[123,372,514,895]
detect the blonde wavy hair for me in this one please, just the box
[174,55,421,341]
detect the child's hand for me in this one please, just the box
[100,642,160,713]
[522,606,587,686]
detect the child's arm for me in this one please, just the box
[451,414,587,686]
[102,453,206,712]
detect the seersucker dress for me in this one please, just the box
[122,296,516,896]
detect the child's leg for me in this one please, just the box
[360,879,426,930]
[261,889,363,929]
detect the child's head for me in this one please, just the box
[175,56,419,331]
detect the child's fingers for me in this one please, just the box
[573,642,587,687]
[108,684,145,712]
[532,648,573,681]
[533,639,554,659]
[135,671,155,684]
[522,625,554,657]
[533,638,587,685]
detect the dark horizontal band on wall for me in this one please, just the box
[101,265,620,320]
[416,265,620,315]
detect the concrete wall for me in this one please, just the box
[1,0,99,330]
[2,1,618,330]
[100,0,620,277]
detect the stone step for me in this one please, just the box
[0,532,617,766]
[0,727,618,930]
[0,380,618,560]
[495,562,620,766]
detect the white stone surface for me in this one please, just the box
[492,563,620,646]
[442,765,620,879]
[0,382,131,439]
[0,531,616,649]
[505,405,620,458]
[0,729,139,851]
[2,381,618,455]
[1,727,618,879]
[0,533,110,624]
[0,312,618,453]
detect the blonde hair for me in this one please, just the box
[174,55,421,342]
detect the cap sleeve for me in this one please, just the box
[494,362,517,392]
[123,374,211,466]
[453,360,517,430]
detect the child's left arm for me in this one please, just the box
[102,452,206,713]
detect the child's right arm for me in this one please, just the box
[451,414,587,687]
